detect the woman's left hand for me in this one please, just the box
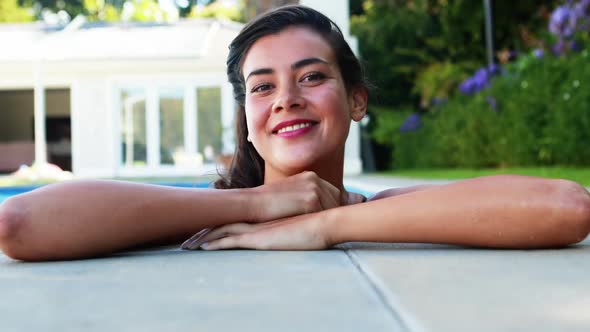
[180,212,332,250]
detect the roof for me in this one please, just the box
[0,18,243,62]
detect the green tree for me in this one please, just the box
[0,0,34,22]
[351,0,441,107]
[125,0,165,21]
[30,0,85,19]
[189,0,243,22]
[81,0,120,21]
[351,0,562,170]
[351,0,560,108]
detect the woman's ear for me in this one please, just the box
[350,86,368,122]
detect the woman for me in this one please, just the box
[1,6,589,261]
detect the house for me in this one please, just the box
[0,0,362,178]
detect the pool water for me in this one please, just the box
[0,182,374,204]
[0,182,212,204]
[0,185,40,204]
[0,194,12,204]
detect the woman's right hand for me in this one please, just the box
[246,171,343,223]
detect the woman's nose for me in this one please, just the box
[272,84,306,113]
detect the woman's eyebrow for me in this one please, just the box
[245,57,329,83]
[291,57,329,70]
[245,68,273,82]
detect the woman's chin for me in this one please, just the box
[270,154,321,174]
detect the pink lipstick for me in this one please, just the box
[272,119,318,138]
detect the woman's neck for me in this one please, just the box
[265,166,344,188]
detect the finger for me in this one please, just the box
[201,234,260,250]
[183,223,255,250]
[180,228,211,250]
[317,177,341,209]
[183,225,233,250]
[297,172,337,211]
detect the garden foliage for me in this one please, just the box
[0,0,34,22]
[351,0,558,108]
[367,0,590,169]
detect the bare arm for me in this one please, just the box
[0,172,342,261]
[0,181,252,260]
[329,175,590,248]
[189,175,590,250]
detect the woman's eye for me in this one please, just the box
[301,72,326,83]
[251,83,272,93]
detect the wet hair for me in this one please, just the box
[214,4,367,189]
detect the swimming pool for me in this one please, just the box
[0,185,41,204]
[0,182,212,204]
[0,182,374,204]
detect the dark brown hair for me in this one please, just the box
[214,5,367,189]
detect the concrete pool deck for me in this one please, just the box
[1,175,589,332]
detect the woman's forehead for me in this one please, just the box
[241,26,336,75]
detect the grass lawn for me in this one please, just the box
[382,167,590,186]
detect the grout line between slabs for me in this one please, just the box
[343,248,424,332]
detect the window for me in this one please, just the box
[159,88,184,165]
[120,88,147,166]
[197,87,222,163]
[117,83,228,173]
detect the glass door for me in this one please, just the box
[120,88,147,167]
[117,83,228,174]
[159,88,185,165]
[197,87,222,163]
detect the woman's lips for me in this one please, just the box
[273,121,318,138]
[272,119,318,132]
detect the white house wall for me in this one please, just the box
[71,78,114,178]
[0,7,365,178]
[300,0,350,35]
[0,55,233,178]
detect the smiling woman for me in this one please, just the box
[0,5,589,261]
[239,27,366,185]
[217,6,368,190]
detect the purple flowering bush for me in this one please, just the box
[550,5,578,37]
[399,113,422,132]
[549,0,590,55]
[374,0,590,169]
[458,64,503,95]
[389,47,590,168]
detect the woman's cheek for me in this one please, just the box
[245,103,268,142]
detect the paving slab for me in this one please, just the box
[346,175,590,331]
[344,237,590,332]
[0,248,402,332]
[1,175,589,332]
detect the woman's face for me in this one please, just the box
[242,26,366,178]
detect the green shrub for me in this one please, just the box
[374,47,590,169]
[542,50,590,164]
[352,0,559,108]
[413,61,474,108]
